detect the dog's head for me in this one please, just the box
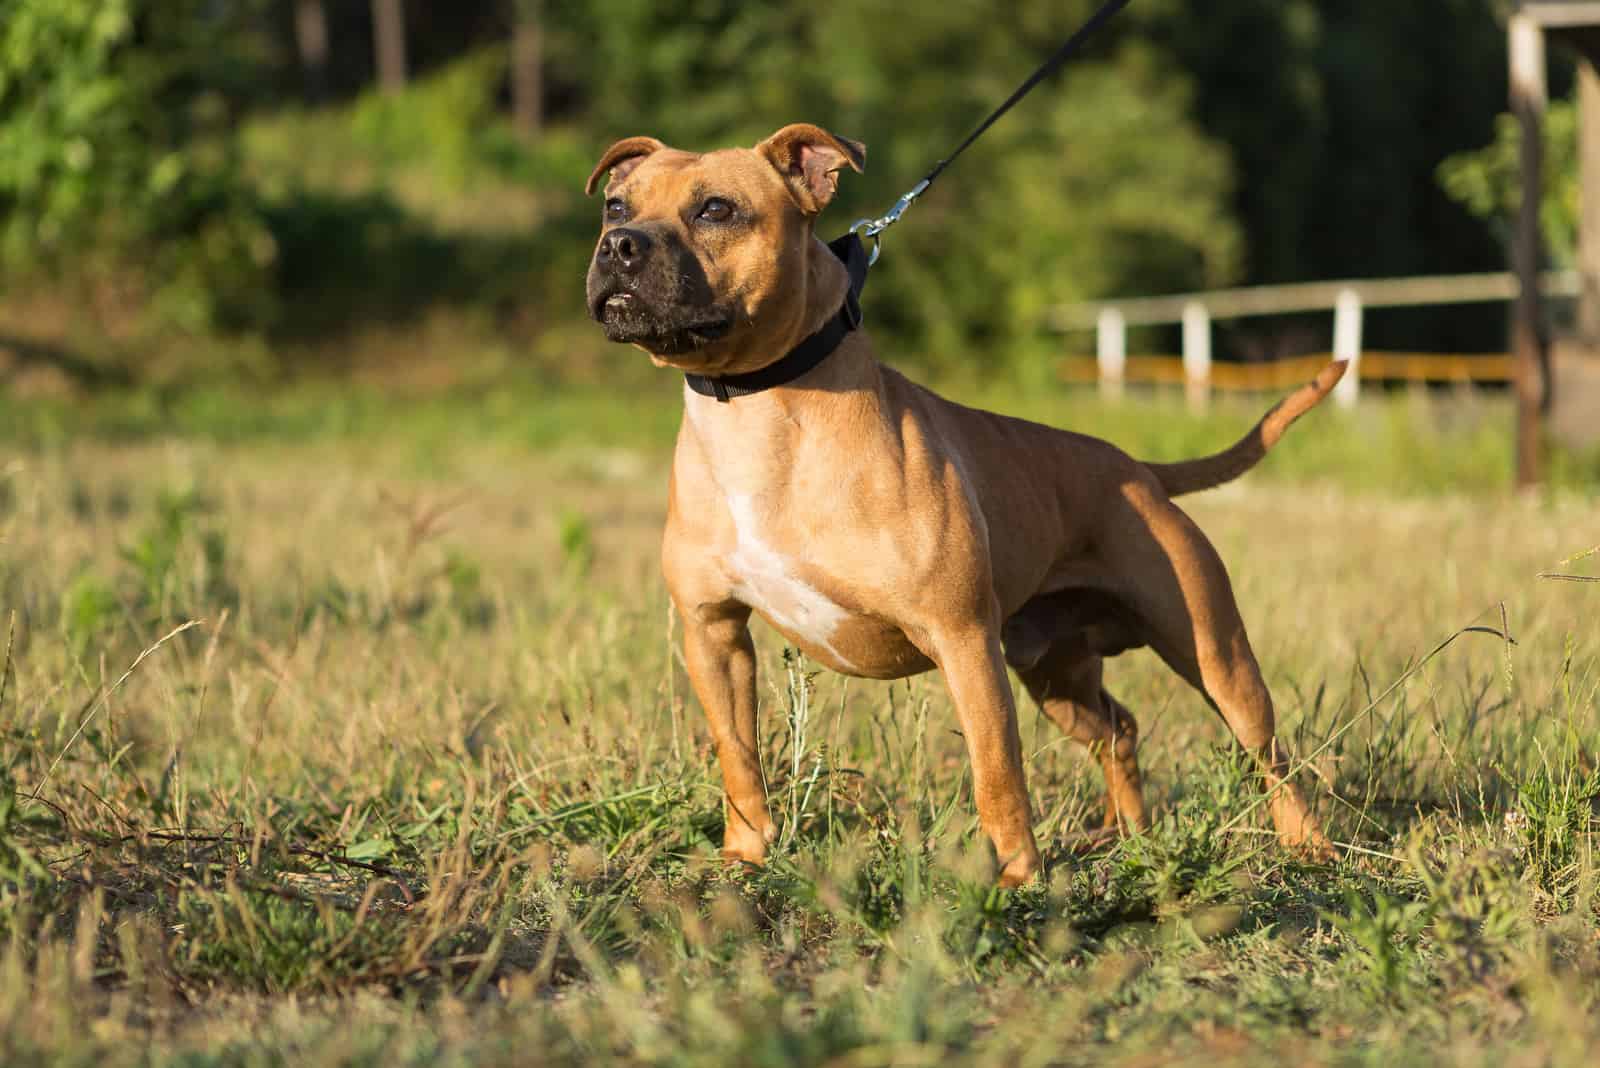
[584,124,865,373]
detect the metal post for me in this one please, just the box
[1181,301,1211,412]
[1096,307,1126,400]
[1332,287,1363,408]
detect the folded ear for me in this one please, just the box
[585,136,667,196]
[755,123,866,215]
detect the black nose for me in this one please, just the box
[596,227,652,276]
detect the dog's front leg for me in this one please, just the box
[936,626,1042,887]
[681,605,775,865]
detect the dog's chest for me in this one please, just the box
[711,493,925,678]
[723,494,852,656]
[683,397,935,679]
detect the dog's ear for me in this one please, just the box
[586,136,667,196]
[755,124,866,215]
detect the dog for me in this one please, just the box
[585,123,1341,886]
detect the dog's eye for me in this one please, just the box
[604,198,629,223]
[696,197,734,223]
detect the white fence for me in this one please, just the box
[1048,269,1579,407]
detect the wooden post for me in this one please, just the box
[1580,59,1600,344]
[1181,301,1211,412]
[372,0,408,95]
[512,0,545,137]
[1332,288,1363,408]
[1510,13,1549,487]
[294,0,330,101]
[1096,307,1126,400]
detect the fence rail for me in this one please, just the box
[1048,269,1576,406]
[1058,352,1516,391]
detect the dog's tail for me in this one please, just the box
[1144,359,1347,498]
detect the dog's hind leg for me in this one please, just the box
[1015,652,1147,836]
[1104,482,1331,856]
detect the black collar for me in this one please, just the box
[685,232,870,402]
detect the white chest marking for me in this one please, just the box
[725,494,853,666]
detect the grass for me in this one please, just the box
[1,381,1597,1066]
[4,375,1597,495]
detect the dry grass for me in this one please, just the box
[1,398,1597,1066]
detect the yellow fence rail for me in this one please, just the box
[1058,352,1515,391]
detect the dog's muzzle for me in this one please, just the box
[586,229,731,354]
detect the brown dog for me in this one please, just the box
[585,124,1341,886]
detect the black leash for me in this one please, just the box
[850,0,1134,261]
[688,0,1133,400]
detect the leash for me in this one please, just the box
[849,0,1134,264]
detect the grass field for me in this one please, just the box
[1,382,1597,1066]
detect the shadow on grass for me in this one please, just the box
[260,184,594,349]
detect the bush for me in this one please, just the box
[1438,99,1579,268]
[0,0,277,333]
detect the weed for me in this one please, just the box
[1505,753,1600,911]
[558,509,595,575]
[60,572,119,656]
[1325,886,1430,995]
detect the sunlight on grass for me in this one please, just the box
[0,399,1596,1066]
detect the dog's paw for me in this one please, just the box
[996,846,1044,889]
[1280,826,1336,864]
[721,817,776,867]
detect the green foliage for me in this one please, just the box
[238,57,593,354]
[1110,747,1257,907]
[350,49,517,187]
[0,762,47,884]
[558,510,594,575]
[118,486,234,620]
[443,549,496,629]
[60,571,119,656]
[171,879,420,992]
[1240,2,1507,290]
[53,487,235,658]
[1505,748,1600,909]
[1439,99,1580,267]
[0,1,1535,375]
[561,0,1241,360]
[1412,839,1529,985]
[0,0,278,333]
[1325,886,1430,994]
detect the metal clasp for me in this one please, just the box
[850,178,930,266]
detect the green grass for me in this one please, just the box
[4,376,1596,496]
[1,385,1597,1066]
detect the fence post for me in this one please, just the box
[1181,301,1211,412]
[1509,12,1549,488]
[1332,287,1363,408]
[1096,307,1126,400]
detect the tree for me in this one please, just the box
[0,0,277,332]
[294,0,330,101]
[560,0,1241,364]
[511,0,543,136]
[372,0,407,94]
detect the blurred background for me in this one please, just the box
[1,0,1597,485]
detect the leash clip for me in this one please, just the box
[850,177,930,266]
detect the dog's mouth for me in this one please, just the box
[591,290,732,355]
